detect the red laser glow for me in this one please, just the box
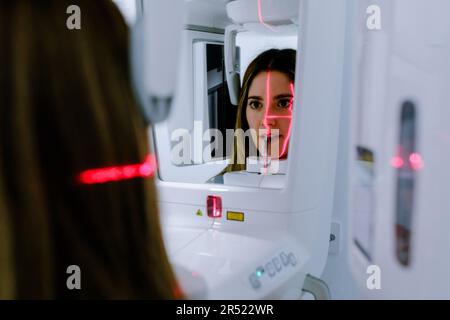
[409,152,424,171]
[391,156,404,169]
[78,154,157,185]
[261,71,294,162]
[390,152,424,171]
[257,0,276,32]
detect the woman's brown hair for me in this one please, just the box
[224,48,296,173]
[0,0,178,299]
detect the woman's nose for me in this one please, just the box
[262,112,276,128]
[262,102,278,125]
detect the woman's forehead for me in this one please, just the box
[248,71,292,96]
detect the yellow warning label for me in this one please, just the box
[227,211,244,222]
[196,209,203,216]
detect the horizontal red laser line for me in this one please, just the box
[78,154,157,185]
[265,115,293,119]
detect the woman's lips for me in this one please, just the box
[261,134,282,140]
[260,134,283,148]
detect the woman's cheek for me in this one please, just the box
[246,108,254,129]
[287,117,294,135]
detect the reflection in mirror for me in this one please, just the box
[208,48,296,187]
[204,43,237,164]
[155,30,297,187]
[169,41,236,168]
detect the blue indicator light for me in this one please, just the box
[256,267,265,278]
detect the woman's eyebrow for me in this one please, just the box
[248,96,263,100]
[274,94,294,99]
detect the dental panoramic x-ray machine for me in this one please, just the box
[130,0,450,299]
[133,0,349,299]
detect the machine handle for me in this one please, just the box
[224,24,243,105]
[302,274,331,300]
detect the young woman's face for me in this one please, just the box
[246,70,294,159]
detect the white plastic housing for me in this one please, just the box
[227,0,299,26]
[348,0,450,299]
[156,0,349,299]
[131,0,185,123]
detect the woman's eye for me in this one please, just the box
[248,100,263,110]
[277,99,293,109]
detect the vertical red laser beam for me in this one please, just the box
[262,70,272,173]
[262,72,294,162]
[279,82,295,157]
[263,70,272,136]
[257,0,276,32]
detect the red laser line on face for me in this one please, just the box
[279,81,295,157]
[289,83,295,111]
[257,0,276,32]
[265,115,293,119]
[261,71,294,160]
[78,154,157,185]
[263,70,272,137]
[261,70,273,173]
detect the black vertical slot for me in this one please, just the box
[206,43,237,160]
[395,101,416,267]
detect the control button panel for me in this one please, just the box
[248,251,298,290]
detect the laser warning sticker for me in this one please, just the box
[227,211,244,222]
[196,209,203,216]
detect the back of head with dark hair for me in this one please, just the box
[0,0,179,299]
